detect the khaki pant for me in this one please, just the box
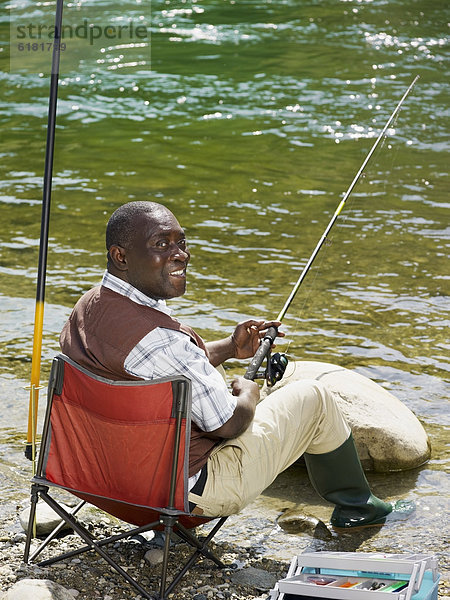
[188,379,351,517]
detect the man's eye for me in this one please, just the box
[156,240,168,248]
[178,239,187,249]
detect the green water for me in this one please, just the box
[0,0,448,548]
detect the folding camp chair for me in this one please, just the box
[23,354,228,599]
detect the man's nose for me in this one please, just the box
[171,243,189,261]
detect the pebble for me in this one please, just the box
[230,566,277,591]
[19,502,73,536]
[276,509,332,538]
[144,547,164,565]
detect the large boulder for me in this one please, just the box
[262,360,430,472]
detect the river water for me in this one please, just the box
[0,0,448,576]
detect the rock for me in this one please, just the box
[230,566,277,591]
[1,578,78,600]
[262,360,431,472]
[19,502,73,536]
[277,508,332,538]
[144,547,164,565]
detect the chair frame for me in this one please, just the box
[24,355,228,599]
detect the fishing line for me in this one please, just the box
[294,83,418,316]
[289,138,401,340]
[271,126,394,353]
[293,191,360,326]
[377,114,405,207]
[244,75,420,383]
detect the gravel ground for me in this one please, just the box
[1,465,448,599]
[0,504,286,600]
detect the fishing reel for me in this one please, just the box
[254,351,288,387]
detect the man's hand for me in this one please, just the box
[231,320,284,359]
[206,376,260,440]
[205,319,284,367]
[230,375,260,400]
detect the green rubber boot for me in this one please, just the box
[304,435,414,529]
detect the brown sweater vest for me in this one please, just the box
[60,285,218,476]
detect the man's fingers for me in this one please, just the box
[257,321,285,338]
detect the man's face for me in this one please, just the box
[123,208,190,300]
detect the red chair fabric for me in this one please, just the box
[41,357,191,522]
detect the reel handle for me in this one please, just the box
[244,326,278,381]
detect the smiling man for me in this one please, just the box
[60,201,413,527]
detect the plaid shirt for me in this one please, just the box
[102,272,237,434]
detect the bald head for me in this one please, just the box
[106,201,171,252]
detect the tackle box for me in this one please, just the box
[269,552,440,600]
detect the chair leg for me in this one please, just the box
[23,483,40,563]
[25,488,228,600]
[26,497,87,564]
[31,491,156,600]
[162,517,228,598]
[159,515,177,600]
[176,517,227,568]
[35,518,162,565]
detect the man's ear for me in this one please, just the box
[108,245,128,272]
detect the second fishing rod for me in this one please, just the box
[244,76,419,384]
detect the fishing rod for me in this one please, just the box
[245,75,420,383]
[25,0,65,462]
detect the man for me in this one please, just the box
[60,201,412,528]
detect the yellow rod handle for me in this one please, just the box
[26,300,44,447]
